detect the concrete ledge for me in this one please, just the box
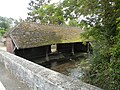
[0,50,101,90]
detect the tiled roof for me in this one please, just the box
[9,22,83,49]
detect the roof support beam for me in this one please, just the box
[71,43,75,55]
[46,46,49,61]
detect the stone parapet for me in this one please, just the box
[0,50,102,90]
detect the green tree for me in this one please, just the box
[0,16,13,29]
[27,0,64,25]
[27,0,51,22]
[62,0,80,20]
[78,0,120,89]
[62,0,82,26]
[0,16,14,36]
[27,0,81,26]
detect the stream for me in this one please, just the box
[41,53,90,80]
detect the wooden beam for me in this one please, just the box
[87,42,90,57]
[71,44,75,55]
[46,46,49,61]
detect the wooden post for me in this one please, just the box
[46,46,49,61]
[71,44,75,55]
[87,42,90,57]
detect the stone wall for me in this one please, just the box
[0,50,102,90]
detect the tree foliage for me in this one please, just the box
[0,16,15,36]
[62,0,80,20]
[0,16,21,36]
[27,0,79,26]
[27,0,64,25]
[79,0,120,90]
[0,16,13,30]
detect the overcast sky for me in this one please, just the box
[0,0,60,20]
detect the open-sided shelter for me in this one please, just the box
[6,22,89,62]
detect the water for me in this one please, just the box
[50,54,89,80]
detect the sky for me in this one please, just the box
[0,0,60,20]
